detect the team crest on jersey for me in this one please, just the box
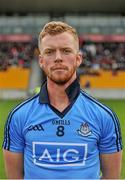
[77,122,92,137]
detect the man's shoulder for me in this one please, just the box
[79,89,115,118]
[9,94,39,118]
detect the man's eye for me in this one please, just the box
[63,49,71,54]
[45,50,54,55]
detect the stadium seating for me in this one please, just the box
[80,70,125,89]
[0,67,30,89]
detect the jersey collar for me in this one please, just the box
[39,79,80,104]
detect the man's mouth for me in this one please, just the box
[51,66,68,71]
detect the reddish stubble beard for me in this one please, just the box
[42,64,76,85]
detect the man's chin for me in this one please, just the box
[50,77,70,85]
[53,79,68,85]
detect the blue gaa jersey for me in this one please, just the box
[3,79,122,179]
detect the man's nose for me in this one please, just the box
[55,50,62,62]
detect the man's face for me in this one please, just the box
[39,32,82,85]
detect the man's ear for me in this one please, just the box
[39,54,43,69]
[76,52,83,68]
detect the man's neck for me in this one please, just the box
[47,78,75,112]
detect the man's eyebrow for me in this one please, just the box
[43,48,55,51]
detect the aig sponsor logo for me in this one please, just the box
[32,142,88,167]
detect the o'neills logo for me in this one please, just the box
[52,119,70,126]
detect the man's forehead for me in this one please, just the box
[42,32,75,41]
[41,32,78,49]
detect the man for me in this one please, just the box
[3,21,122,179]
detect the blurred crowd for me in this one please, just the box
[0,40,125,75]
[0,41,39,71]
[80,41,125,75]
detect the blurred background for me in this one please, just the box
[0,0,125,178]
[0,0,125,98]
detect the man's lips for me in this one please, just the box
[51,66,68,71]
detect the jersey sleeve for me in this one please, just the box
[3,110,25,152]
[98,110,122,153]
